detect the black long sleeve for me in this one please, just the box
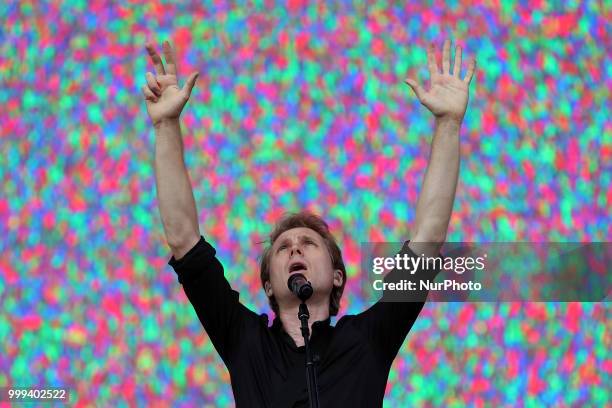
[168,236,259,365]
[352,240,442,365]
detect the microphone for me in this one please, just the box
[287,273,313,301]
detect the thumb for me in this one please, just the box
[182,72,200,98]
[404,78,425,100]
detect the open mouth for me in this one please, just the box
[288,261,308,274]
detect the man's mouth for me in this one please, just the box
[288,261,308,274]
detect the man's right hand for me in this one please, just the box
[143,40,199,127]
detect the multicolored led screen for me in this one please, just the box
[1,1,609,406]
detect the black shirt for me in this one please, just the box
[168,236,439,407]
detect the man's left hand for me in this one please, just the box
[404,39,476,124]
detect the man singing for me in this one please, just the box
[143,38,475,407]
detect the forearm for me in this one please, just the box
[154,119,199,246]
[413,117,461,241]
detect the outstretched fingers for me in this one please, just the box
[162,41,177,77]
[427,42,439,78]
[453,45,462,77]
[442,39,451,74]
[145,43,166,75]
[404,78,426,101]
[463,57,476,85]
[181,72,200,98]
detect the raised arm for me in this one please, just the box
[143,40,201,259]
[144,42,261,365]
[404,39,476,256]
[351,41,476,363]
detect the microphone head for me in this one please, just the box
[287,273,313,301]
[287,273,305,290]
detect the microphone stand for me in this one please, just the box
[298,301,320,408]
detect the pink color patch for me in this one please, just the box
[102,294,122,319]
[565,303,581,333]
[20,314,42,331]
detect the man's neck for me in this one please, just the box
[277,301,330,348]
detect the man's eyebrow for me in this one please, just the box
[275,237,290,246]
[274,234,319,247]
[300,234,318,241]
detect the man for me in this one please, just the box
[143,38,475,407]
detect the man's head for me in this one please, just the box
[260,212,347,317]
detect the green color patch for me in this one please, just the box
[543,53,558,75]
[137,348,155,372]
[87,105,103,124]
[498,216,516,240]
[504,320,525,344]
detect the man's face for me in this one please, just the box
[265,227,343,310]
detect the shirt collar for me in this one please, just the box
[270,315,332,333]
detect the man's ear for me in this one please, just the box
[264,281,273,297]
[333,269,344,287]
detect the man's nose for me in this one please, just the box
[290,245,303,256]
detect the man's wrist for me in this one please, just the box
[434,115,462,129]
[154,117,181,130]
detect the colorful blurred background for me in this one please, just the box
[0,1,609,406]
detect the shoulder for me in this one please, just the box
[333,313,364,332]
